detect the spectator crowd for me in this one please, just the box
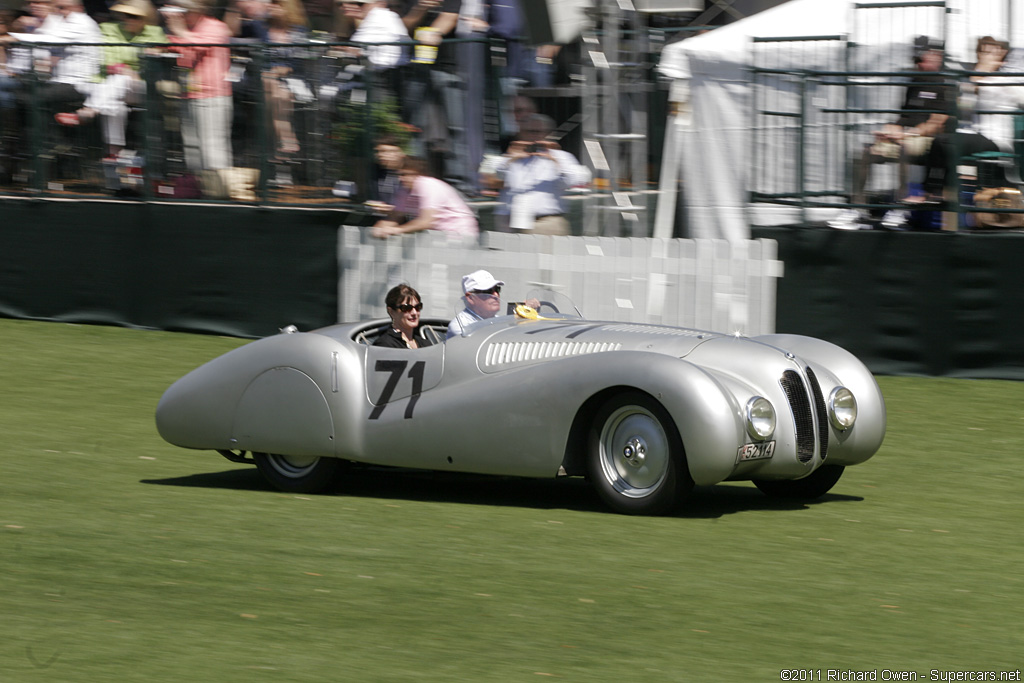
[0,0,588,208]
[4,2,1022,236]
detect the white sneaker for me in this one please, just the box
[828,209,868,230]
[881,209,909,230]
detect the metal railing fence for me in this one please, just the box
[750,65,1024,229]
[749,0,1024,230]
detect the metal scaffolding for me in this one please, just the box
[581,0,654,237]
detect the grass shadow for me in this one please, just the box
[677,483,865,519]
[143,465,607,512]
[143,466,864,517]
[142,467,275,491]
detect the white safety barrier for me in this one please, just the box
[338,227,784,335]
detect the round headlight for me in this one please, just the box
[745,397,776,440]
[828,387,857,430]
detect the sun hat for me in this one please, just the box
[461,270,505,294]
[109,0,151,16]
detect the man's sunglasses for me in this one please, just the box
[471,286,501,296]
[392,302,423,312]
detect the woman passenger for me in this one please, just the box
[373,283,435,349]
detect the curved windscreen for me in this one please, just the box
[522,289,582,319]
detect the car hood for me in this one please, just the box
[469,318,726,372]
[472,318,818,387]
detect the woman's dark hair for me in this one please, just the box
[976,35,1009,56]
[385,283,421,310]
[375,133,402,149]
[400,156,430,177]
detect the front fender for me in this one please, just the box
[754,334,887,466]
[557,351,746,486]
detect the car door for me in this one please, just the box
[363,341,445,421]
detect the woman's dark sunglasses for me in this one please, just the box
[393,302,423,313]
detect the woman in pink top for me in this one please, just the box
[372,157,479,240]
[164,0,233,171]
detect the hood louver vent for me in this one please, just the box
[483,341,621,368]
[601,324,705,337]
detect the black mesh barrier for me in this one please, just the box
[0,200,372,338]
[754,226,1024,380]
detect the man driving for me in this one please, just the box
[446,269,543,338]
[447,270,504,339]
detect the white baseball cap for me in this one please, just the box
[461,270,505,294]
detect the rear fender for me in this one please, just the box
[157,332,361,457]
[231,367,335,457]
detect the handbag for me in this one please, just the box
[974,187,1024,228]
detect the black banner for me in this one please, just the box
[0,200,371,338]
[754,227,1024,380]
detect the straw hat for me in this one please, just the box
[109,0,153,16]
[975,187,1024,229]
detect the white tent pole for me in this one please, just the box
[654,80,689,238]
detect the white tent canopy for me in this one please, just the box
[655,0,1023,240]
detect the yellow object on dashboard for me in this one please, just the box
[514,304,556,320]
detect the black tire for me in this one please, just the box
[586,391,693,515]
[753,464,845,500]
[253,452,344,494]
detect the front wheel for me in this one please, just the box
[753,464,845,499]
[253,452,345,494]
[586,392,693,515]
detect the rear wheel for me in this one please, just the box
[253,452,344,494]
[587,392,693,515]
[753,464,845,499]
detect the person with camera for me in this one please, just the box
[486,113,590,235]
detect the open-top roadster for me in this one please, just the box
[156,292,885,514]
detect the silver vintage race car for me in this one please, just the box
[156,292,886,515]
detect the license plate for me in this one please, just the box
[737,441,775,463]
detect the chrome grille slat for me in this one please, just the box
[781,369,815,463]
[805,367,830,462]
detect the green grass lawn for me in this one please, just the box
[1,319,1021,682]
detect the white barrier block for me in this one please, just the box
[338,227,782,335]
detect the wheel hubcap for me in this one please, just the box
[622,438,647,467]
[267,454,320,478]
[599,406,670,498]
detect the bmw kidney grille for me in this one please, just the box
[780,369,828,464]
[804,368,830,462]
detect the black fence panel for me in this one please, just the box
[756,225,1024,380]
[0,199,370,337]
